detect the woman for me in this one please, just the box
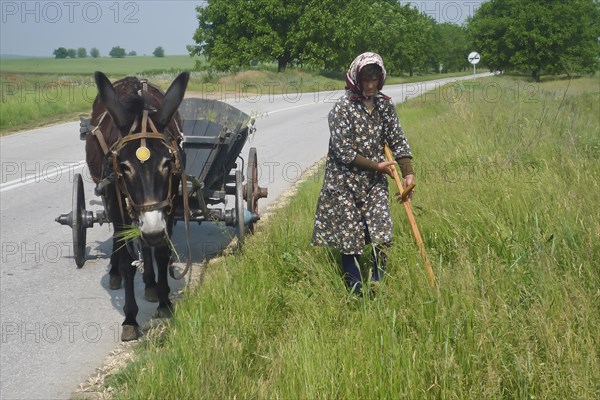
[312,52,415,294]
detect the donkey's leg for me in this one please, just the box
[142,247,158,302]
[106,185,122,290]
[155,244,173,318]
[108,236,122,290]
[120,251,142,341]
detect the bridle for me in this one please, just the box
[110,109,183,219]
[91,79,193,280]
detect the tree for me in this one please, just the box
[67,48,77,58]
[53,47,68,59]
[430,23,470,73]
[77,47,87,58]
[391,4,436,76]
[153,46,165,57]
[191,0,442,74]
[128,51,137,56]
[468,0,600,81]
[90,48,100,58]
[192,0,404,72]
[191,0,303,71]
[290,0,370,70]
[109,46,126,58]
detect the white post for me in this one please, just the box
[468,52,480,80]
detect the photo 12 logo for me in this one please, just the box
[403,1,481,23]
[1,1,140,24]
[2,321,122,344]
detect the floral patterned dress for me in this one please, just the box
[312,91,412,254]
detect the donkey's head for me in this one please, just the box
[95,71,189,246]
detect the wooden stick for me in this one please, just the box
[400,182,416,202]
[384,145,438,291]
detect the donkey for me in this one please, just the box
[93,71,189,340]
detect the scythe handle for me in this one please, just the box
[384,145,438,291]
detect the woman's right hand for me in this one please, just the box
[377,161,397,177]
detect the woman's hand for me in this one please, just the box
[377,161,397,177]
[352,155,396,176]
[403,174,415,201]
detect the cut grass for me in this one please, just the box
[114,224,181,263]
[102,75,599,399]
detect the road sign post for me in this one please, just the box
[468,51,480,79]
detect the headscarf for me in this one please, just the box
[344,52,389,101]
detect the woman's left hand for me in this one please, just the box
[403,174,415,201]
[400,174,415,201]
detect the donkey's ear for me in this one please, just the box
[155,71,190,128]
[94,71,129,129]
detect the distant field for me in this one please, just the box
[0,55,203,75]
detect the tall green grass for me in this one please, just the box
[0,74,96,133]
[103,76,599,399]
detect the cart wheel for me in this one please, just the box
[245,147,268,233]
[72,173,87,268]
[235,170,245,247]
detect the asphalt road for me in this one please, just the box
[0,73,491,399]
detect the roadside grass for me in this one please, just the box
[0,74,96,133]
[104,76,599,399]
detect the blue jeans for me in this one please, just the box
[341,246,387,291]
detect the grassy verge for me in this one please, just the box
[102,76,599,399]
[0,74,95,133]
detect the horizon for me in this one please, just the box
[0,52,192,59]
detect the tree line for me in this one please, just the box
[53,46,166,59]
[53,47,100,59]
[190,0,599,81]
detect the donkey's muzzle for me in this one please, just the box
[139,210,167,246]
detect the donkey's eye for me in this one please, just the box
[120,163,132,175]
[160,159,171,172]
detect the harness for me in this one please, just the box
[110,109,182,218]
[89,80,192,280]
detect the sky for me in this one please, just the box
[0,1,484,58]
[1,1,203,57]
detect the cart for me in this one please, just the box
[56,98,268,267]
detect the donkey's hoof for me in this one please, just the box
[144,287,159,302]
[121,325,142,341]
[156,306,173,319]
[109,274,122,290]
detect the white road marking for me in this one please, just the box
[0,160,86,192]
